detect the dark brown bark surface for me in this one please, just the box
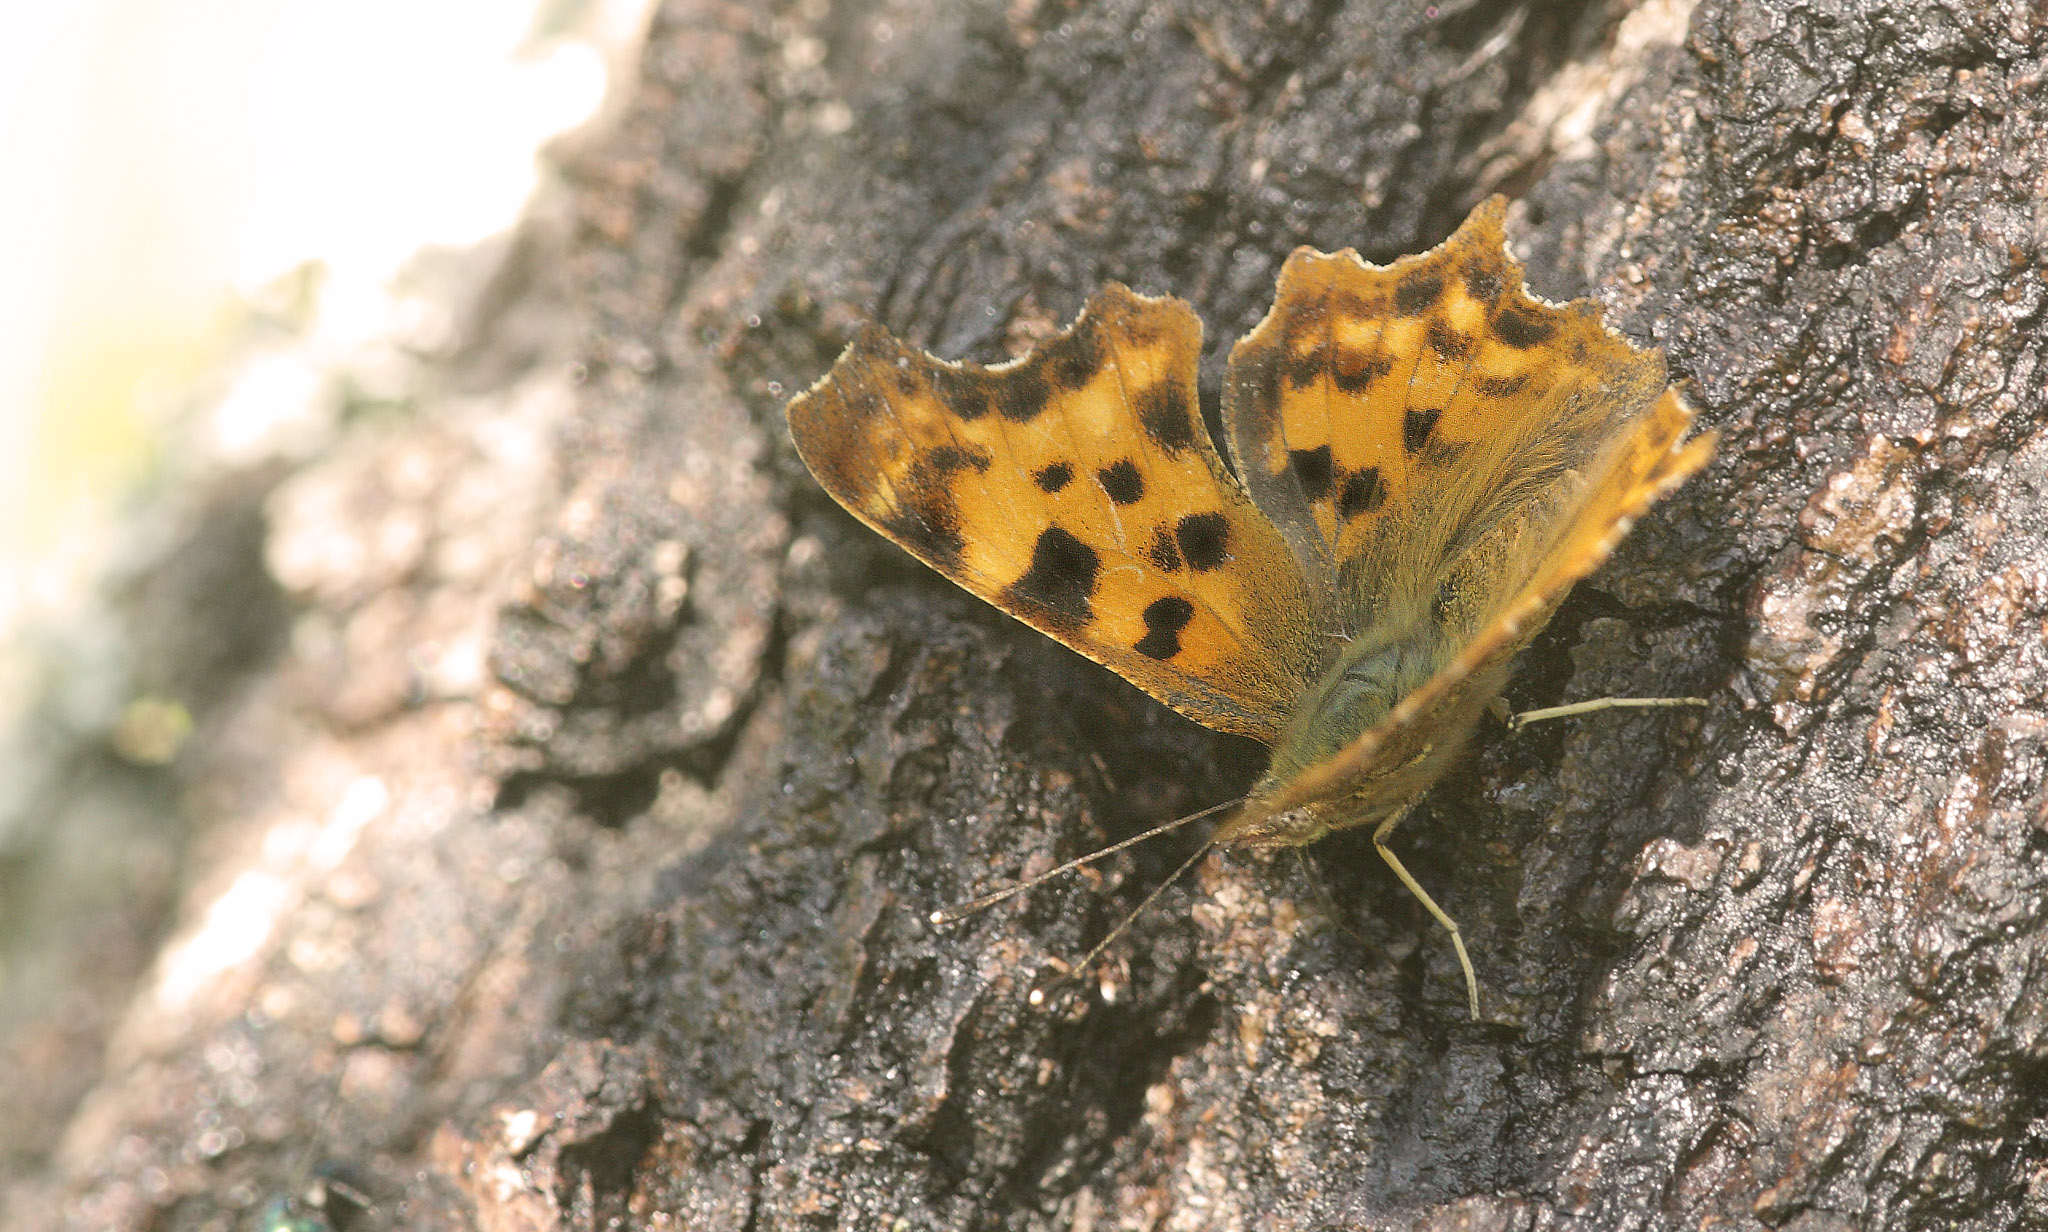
[5,0,2046,1229]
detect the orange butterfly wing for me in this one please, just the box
[788,285,1320,742]
[1210,197,1714,840]
[1229,388,1713,836]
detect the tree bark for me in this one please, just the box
[10,0,2047,1229]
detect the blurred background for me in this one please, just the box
[0,0,646,678]
[0,0,651,1171]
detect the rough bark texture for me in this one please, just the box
[5,0,2047,1229]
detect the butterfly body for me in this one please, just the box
[788,196,1713,1008]
[1236,647,1503,849]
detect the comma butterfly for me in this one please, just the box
[787,196,1715,1016]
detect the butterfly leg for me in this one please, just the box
[1503,696,1706,733]
[1372,813,1481,1019]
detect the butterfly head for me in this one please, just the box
[1213,799,1337,849]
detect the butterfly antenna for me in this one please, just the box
[1027,831,1222,1006]
[929,796,1240,926]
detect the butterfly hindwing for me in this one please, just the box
[788,285,1321,741]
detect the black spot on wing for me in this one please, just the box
[881,505,964,572]
[996,366,1053,423]
[1146,526,1183,572]
[1404,408,1441,453]
[1427,320,1474,362]
[1280,304,1330,389]
[1283,343,1326,389]
[929,445,991,476]
[1337,468,1385,520]
[1045,322,1104,392]
[1395,271,1444,316]
[1491,306,1555,349]
[1134,596,1196,660]
[1332,290,1376,321]
[929,365,995,421]
[1289,446,1334,502]
[1333,349,1392,394]
[1461,262,1503,302]
[1097,459,1145,505]
[1002,526,1100,635]
[1034,462,1074,493]
[876,443,992,571]
[1134,381,1196,454]
[1475,373,1529,398]
[1174,513,1230,572]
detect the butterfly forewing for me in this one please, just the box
[788,285,1322,741]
